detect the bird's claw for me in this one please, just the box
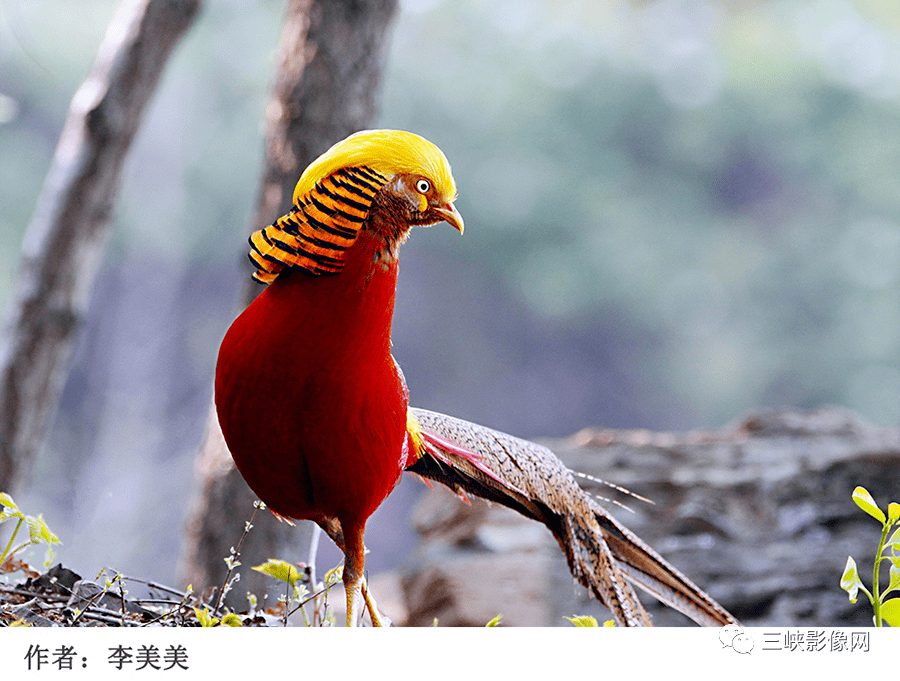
[346,575,392,627]
[362,579,392,627]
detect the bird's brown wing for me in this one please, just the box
[407,407,737,627]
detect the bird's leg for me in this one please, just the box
[320,517,391,626]
[341,521,367,627]
[339,521,393,627]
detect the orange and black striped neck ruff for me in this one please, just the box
[249,165,389,283]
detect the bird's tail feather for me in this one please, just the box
[407,407,737,627]
[590,503,735,627]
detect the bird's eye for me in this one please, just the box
[415,179,430,194]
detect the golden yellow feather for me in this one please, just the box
[293,129,457,204]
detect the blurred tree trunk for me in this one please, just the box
[0,0,202,493]
[178,0,399,605]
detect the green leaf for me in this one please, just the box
[22,515,58,547]
[34,516,60,546]
[603,620,616,627]
[886,564,900,596]
[193,607,218,627]
[852,487,886,523]
[26,516,43,543]
[886,527,900,550]
[0,492,18,511]
[43,545,56,569]
[251,559,300,587]
[219,612,243,627]
[0,504,21,523]
[889,503,900,524]
[324,566,342,587]
[485,614,503,627]
[841,556,862,603]
[565,615,599,627]
[881,598,900,627]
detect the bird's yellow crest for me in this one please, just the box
[293,129,457,204]
[248,130,457,282]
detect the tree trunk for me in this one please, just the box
[178,0,399,606]
[0,0,202,493]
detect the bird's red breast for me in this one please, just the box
[215,229,409,527]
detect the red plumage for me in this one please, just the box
[216,231,408,530]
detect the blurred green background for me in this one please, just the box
[3,0,900,583]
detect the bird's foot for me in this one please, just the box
[361,578,392,627]
[344,574,392,627]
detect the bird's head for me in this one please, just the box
[248,130,463,283]
[296,129,463,234]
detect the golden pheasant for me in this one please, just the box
[214,129,737,627]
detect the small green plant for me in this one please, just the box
[253,557,339,626]
[211,502,265,618]
[193,606,243,627]
[484,614,503,627]
[564,615,615,627]
[0,492,60,571]
[565,615,598,627]
[840,486,900,627]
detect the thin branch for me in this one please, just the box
[211,501,261,617]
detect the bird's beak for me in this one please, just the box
[433,202,465,235]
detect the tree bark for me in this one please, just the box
[178,0,399,605]
[0,0,202,493]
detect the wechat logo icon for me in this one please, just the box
[720,624,754,654]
